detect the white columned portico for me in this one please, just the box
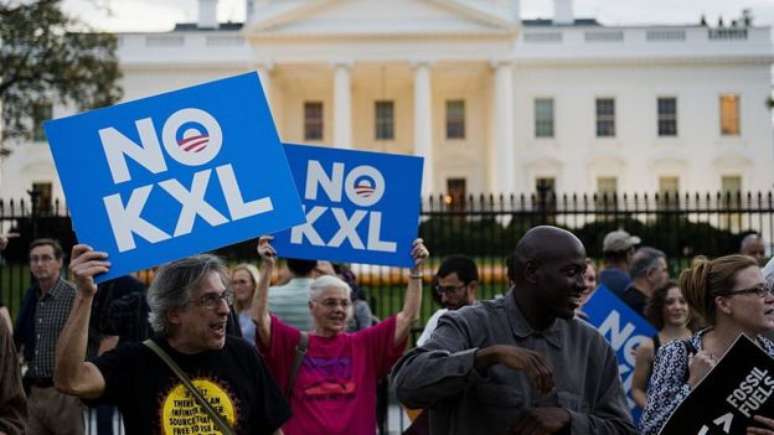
[255,63,273,116]
[492,61,514,194]
[413,62,433,196]
[333,62,352,149]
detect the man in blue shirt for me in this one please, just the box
[599,230,640,297]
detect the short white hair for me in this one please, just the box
[309,275,351,300]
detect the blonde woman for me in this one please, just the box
[232,263,261,347]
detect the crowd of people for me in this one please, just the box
[0,226,772,434]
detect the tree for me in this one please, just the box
[0,0,122,148]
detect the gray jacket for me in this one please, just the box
[392,290,637,435]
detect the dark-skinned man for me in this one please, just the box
[393,225,636,435]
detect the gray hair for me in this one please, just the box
[629,247,666,280]
[309,274,351,301]
[147,254,229,336]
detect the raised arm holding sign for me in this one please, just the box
[640,255,774,435]
[253,235,428,435]
[55,245,290,435]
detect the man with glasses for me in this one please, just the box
[53,245,290,435]
[15,238,84,435]
[416,255,479,346]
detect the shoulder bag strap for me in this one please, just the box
[682,339,698,384]
[286,332,309,399]
[143,339,235,435]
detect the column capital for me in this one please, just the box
[252,61,275,72]
[489,59,513,70]
[409,60,433,71]
[331,60,354,70]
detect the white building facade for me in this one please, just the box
[2,0,773,205]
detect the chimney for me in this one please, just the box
[553,0,573,25]
[246,0,254,22]
[198,0,218,29]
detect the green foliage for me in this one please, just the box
[422,213,746,262]
[0,0,122,144]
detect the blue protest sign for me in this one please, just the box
[44,72,305,282]
[271,143,423,268]
[583,284,657,423]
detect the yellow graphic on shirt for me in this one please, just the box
[161,378,236,435]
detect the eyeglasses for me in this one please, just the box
[29,254,56,264]
[193,290,234,309]
[315,299,352,309]
[716,284,774,298]
[434,283,467,295]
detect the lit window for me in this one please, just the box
[719,94,740,136]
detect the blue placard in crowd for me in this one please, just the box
[271,143,423,268]
[583,284,657,423]
[44,72,305,282]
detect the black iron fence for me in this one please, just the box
[1,191,773,324]
[3,192,774,433]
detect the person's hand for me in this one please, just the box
[477,345,554,394]
[509,407,571,434]
[747,415,774,434]
[687,350,716,387]
[69,244,110,297]
[0,232,18,251]
[257,235,277,266]
[315,260,335,276]
[410,238,429,271]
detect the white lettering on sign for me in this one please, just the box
[726,366,774,418]
[292,160,396,253]
[99,118,168,184]
[596,309,649,411]
[98,109,273,252]
[697,413,733,434]
[158,169,228,237]
[305,161,385,206]
[100,108,222,184]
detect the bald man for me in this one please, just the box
[740,233,766,266]
[393,226,636,435]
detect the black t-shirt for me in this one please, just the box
[91,335,290,435]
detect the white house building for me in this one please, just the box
[2,0,773,209]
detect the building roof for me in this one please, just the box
[522,18,600,27]
[172,22,244,32]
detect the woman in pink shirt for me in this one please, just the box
[253,236,428,435]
